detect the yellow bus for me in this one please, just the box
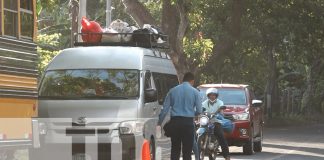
[0,0,37,158]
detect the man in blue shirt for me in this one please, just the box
[157,72,202,160]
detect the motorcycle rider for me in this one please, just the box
[201,88,230,160]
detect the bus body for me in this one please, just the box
[0,0,37,157]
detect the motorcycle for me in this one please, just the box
[196,112,221,160]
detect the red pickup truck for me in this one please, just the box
[198,84,264,155]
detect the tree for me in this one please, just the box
[37,0,324,117]
[37,33,61,75]
[122,0,245,80]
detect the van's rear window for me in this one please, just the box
[39,69,139,99]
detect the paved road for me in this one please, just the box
[15,124,324,160]
[205,124,324,160]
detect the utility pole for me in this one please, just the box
[78,0,87,41]
[106,0,112,27]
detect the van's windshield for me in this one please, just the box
[39,69,139,99]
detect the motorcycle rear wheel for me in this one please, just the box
[208,153,217,160]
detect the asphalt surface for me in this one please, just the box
[15,124,324,160]
[207,123,324,160]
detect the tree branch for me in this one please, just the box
[175,0,189,49]
[161,0,192,79]
[122,0,191,80]
[203,0,245,71]
[122,0,157,27]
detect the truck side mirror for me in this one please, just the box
[252,99,263,107]
[145,88,157,103]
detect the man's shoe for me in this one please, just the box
[225,156,231,160]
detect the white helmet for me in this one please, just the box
[206,88,219,97]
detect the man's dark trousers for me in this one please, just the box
[214,124,229,158]
[170,117,194,160]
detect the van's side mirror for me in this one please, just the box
[252,100,262,107]
[145,88,157,103]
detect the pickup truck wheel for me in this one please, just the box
[253,128,263,152]
[243,128,254,155]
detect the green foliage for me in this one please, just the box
[87,0,135,26]
[35,0,324,116]
[183,36,213,68]
[37,0,71,49]
[36,0,57,15]
[111,0,136,25]
[143,0,162,24]
[37,33,61,75]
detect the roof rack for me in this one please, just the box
[74,32,170,49]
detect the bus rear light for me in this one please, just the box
[33,104,36,111]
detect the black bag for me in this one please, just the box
[132,28,158,44]
[163,120,174,137]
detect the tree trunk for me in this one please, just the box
[122,0,245,82]
[161,0,191,81]
[123,0,192,81]
[203,0,245,71]
[301,59,322,116]
[264,45,279,118]
[122,0,157,27]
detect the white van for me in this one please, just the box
[30,40,178,160]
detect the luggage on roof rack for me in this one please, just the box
[74,32,170,49]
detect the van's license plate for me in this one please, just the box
[73,154,92,160]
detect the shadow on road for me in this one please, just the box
[226,142,324,160]
[228,152,283,160]
[263,143,324,157]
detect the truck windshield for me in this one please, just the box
[199,88,247,105]
[39,69,139,99]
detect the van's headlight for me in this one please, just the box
[233,113,249,121]
[199,116,209,126]
[38,122,47,135]
[119,121,144,135]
